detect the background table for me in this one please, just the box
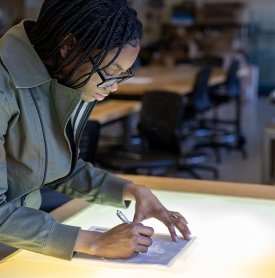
[112,65,248,100]
[89,100,141,149]
[113,65,227,100]
[89,100,141,125]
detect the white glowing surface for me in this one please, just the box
[2,190,275,278]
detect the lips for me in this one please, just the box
[95,92,109,101]
[97,92,109,97]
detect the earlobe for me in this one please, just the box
[59,34,77,58]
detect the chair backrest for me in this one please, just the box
[192,67,212,113]
[78,120,101,163]
[138,91,183,153]
[226,59,240,98]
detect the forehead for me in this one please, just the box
[101,44,140,70]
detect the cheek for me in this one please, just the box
[81,80,96,94]
[74,68,97,89]
[83,74,100,90]
[81,74,105,96]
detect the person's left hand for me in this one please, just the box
[124,183,191,241]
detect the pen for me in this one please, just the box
[116,210,131,224]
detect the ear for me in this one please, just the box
[59,34,77,58]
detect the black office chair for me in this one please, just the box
[96,91,218,179]
[40,121,101,212]
[180,68,214,139]
[179,67,223,163]
[207,59,247,159]
[181,63,247,162]
[210,59,241,118]
[183,67,212,120]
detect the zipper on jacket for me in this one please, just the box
[75,101,98,148]
[21,195,27,207]
[19,99,97,202]
[44,100,97,188]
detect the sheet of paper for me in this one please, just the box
[74,227,195,266]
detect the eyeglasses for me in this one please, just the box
[96,68,134,88]
[70,57,134,89]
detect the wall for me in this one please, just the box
[0,0,42,34]
[0,0,24,34]
[2,0,275,32]
[25,0,43,19]
[134,0,275,30]
[161,0,275,91]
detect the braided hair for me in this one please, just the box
[28,0,143,88]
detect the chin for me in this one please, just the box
[82,95,96,102]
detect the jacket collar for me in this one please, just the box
[0,20,51,89]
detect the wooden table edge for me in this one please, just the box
[51,175,275,223]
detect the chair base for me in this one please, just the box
[178,164,219,179]
[178,152,219,179]
[193,133,247,163]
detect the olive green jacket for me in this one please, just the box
[0,21,130,260]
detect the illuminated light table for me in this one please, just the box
[1,175,275,278]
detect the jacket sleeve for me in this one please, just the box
[0,91,79,260]
[54,159,132,208]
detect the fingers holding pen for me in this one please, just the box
[135,230,154,254]
[124,222,154,254]
[116,210,154,253]
[122,223,153,257]
[95,222,154,259]
[130,222,154,253]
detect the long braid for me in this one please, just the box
[28,0,143,88]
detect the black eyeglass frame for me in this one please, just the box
[96,67,134,88]
[69,56,134,89]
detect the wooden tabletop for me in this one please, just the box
[115,65,227,96]
[120,174,275,199]
[88,100,141,125]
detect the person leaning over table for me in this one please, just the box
[0,0,191,260]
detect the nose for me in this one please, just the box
[109,82,118,93]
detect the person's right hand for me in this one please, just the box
[74,223,154,259]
